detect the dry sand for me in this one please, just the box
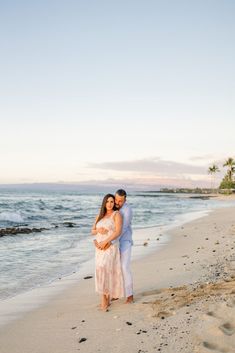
[0,206,235,353]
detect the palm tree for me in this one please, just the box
[223,157,235,182]
[208,164,220,190]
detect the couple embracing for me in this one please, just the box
[91,189,133,311]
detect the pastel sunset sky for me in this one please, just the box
[1,0,234,188]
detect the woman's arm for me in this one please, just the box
[91,215,99,235]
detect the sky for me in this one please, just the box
[1,0,234,188]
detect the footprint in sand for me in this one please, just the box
[219,322,235,336]
[141,289,163,297]
[139,279,235,352]
[202,341,219,350]
[206,311,216,317]
[195,295,235,353]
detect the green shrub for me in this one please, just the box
[219,175,235,189]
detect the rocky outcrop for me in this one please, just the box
[0,227,48,237]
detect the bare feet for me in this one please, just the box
[106,294,110,307]
[99,302,109,311]
[100,294,110,311]
[125,295,134,304]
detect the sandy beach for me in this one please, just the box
[0,205,235,353]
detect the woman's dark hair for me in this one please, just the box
[96,193,117,225]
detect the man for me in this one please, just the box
[96,189,134,304]
[114,189,133,304]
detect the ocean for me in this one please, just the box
[0,189,234,301]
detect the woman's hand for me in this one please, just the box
[97,227,108,235]
[93,239,99,248]
[98,240,111,250]
[93,239,111,250]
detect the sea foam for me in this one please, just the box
[0,212,24,223]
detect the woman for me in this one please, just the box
[91,194,124,311]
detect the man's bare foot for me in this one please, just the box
[111,297,119,301]
[125,295,134,304]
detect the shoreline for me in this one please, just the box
[0,205,235,352]
[1,192,235,306]
[0,207,212,328]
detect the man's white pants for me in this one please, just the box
[120,245,133,297]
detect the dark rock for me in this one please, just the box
[0,227,47,237]
[189,196,210,200]
[83,276,93,280]
[32,228,43,233]
[71,326,77,330]
[79,338,87,343]
[126,321,132,325]
[63,222,76,227]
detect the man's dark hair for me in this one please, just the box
[116,189,127,198]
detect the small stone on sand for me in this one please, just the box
[79,338,87,343]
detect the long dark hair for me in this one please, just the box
[96,193,117,225]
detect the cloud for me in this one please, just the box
[75,175,212,189]
[189,154,216,162]
[88,157,207,176]
[189,155,233,167]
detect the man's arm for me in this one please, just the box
[121,205,132,235]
